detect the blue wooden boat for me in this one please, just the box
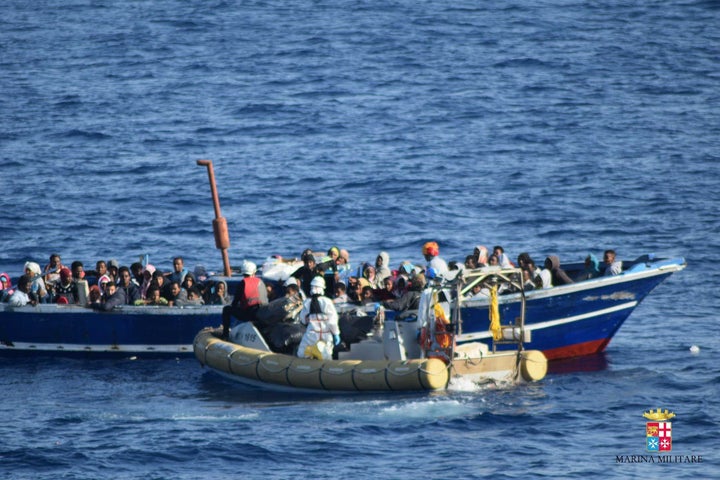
[447,255,686,360]
[0,254,685,359]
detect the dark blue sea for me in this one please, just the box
[1,0,719,478]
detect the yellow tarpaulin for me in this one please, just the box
[489,285,502,341]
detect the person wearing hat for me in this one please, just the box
[24,261,48,303]
[422,241,449,278]
[221,260,268,339]
[54,267,79,304]
[296,276,341,360]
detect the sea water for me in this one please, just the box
[1,1,718,478]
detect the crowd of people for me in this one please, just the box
[0,244,623,310]
[0,243,623,361]
[0,255,229,308]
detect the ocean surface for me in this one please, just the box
[1,0,719,478]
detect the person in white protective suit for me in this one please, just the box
[296,276,341,360]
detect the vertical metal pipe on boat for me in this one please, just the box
[197,159,232,277]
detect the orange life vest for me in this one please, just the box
[240,276,262,308]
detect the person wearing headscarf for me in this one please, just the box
[473,246,489,267]
[207,280,229,305]
[0,272,14,302]
[582,254,601,280]
[296,276,340,360]
[24,261,47,303]
[375,251,391,283]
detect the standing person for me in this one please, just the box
[296,277,340,360]
[292,249,319,298]
[221,260,268,339]
[169,256,189,285]
[422,241,448,278]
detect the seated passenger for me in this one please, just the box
[54,267,79,304]
[464,280,490,300]
[184,287,205,305]
[117,266,141,304]
[375,251,392,283]
[360,285,375,305]
[24,261,48,303]
[135,285,169,306]
[603,249,622,276]
[71,261,86,282]
[382,273,426,313]
[473,245,489,268]
[544,255,574,286]
[206,280,229,305]
[95,281,126,311]
[493,245,514,268]
[107,259,119,283]
[581,253,601,280]
[373,276,397,301]
[333,282,349,304]
[130,262,144,287]
[166,281,185,306]
[8,275,33,306]
[0,272,14,302]
[88,285,102,306]
[43,253,64,286]
[464,255,478,270]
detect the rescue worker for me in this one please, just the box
[221,260,268,339]
[296,277,341,360]
[422,241,449,278]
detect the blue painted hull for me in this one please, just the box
[0,256,685,359]
[456,257,685,359]
[0,304,223,358]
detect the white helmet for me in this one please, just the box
[240,260,257,276]
[310,276,326,294]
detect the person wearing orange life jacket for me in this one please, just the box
[221,260,268,339]
[296,276,341,360]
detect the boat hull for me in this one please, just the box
[456,259,684,359]
[0,304,223,358]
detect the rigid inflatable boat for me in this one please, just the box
[194,269,548,393]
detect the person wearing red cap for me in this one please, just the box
[422,241,448,278]
[54,267,79,304]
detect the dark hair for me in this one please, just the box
[71,260,84,270]
[18,274,31,290]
